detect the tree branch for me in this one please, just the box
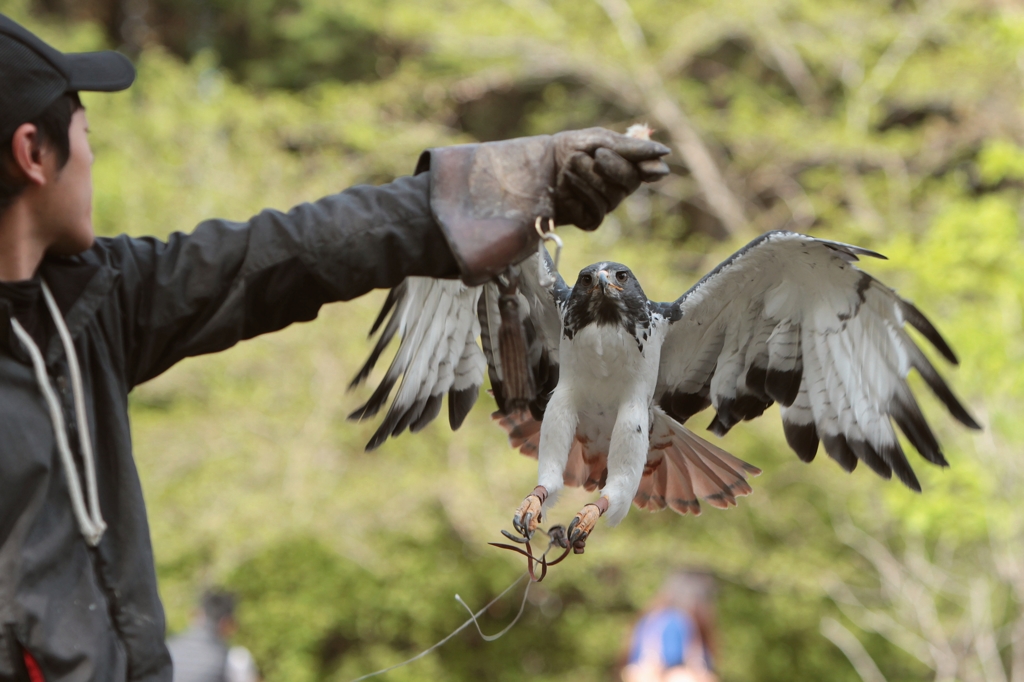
[593,0,749,236]
[821,617,890,682]
[846,0,953,134]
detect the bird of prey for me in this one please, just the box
[349,231,979,552]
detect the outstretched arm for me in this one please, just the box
[106,173,457,387]
[100,127,669,387]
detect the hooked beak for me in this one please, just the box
[597,270,623,293]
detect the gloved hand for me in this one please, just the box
[417,128,670,285]
[551,127,670,230]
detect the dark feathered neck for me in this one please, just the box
[562,293,653,352]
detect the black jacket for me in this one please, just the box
[0,173,458,681]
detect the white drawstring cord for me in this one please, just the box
[9,281,106,546]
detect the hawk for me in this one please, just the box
[349,231,979,551]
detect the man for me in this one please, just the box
[166,591,258,682]
[0,13,670,682]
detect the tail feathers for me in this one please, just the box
[639,413,759,515]
[562,440,588,487]
[664,451,700,516]
[492,409,759,517]
[493,410,541,456]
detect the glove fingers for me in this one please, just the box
[557,172,604,230]
[558,153,613,230]
[594,148,641,194]
[605,136,672,162]
[637,158,671,183]
[564,127,671,161]
[552,129,671,230]
[557,198,597,230]
[570,151,628,213]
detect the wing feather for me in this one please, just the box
[656,231,978,490]
[351,253,564,450]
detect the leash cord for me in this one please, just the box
[348,572,531,681]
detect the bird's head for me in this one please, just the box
[564,262,649,333]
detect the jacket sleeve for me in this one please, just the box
[105,173,459,387]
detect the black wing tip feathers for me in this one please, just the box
[821,433,923,492]
[348,341,385,391]
[880,442,922,492]
[659,389,712,425]
[948,396,982,430]
[410,394,444,433]
[351,285,407,390]
[363,387,479,451]
[708,413,730,438]
[783,420,819,463]
[891,396,951,466]
[849,439,893,480]
[915,359,982,430]
[764,368,802,407]
[448,386,479,430]
[706,394,772,438]
[347,374,398,422]
[900,299,959,365]
[348,400,378,422]
[819,238,888,261]
[822,434,858,473]
[348,358,378,391]
[364,395,429,450]
[949,393,982,431]
[369,286,401,337]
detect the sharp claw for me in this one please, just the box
[501,529,531,544]
[567,517,580,537]
[512,492,544,538]
[569,516,593,540]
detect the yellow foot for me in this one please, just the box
[567,496,609,554]
[511,485,548,540]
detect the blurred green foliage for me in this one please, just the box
[3,0,1023,679]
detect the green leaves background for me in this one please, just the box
[4,0,1023,679]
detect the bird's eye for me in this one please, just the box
[616,271,628,283]
[580,274,593,286]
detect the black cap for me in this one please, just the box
[0,13,136,141]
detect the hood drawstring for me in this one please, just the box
[9,280,106,546]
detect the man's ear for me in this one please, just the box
[8,123,49,187]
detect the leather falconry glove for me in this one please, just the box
[416,127,671,285]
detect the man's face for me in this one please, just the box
[38,108,94,255]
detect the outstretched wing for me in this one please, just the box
[655,231,979,491]
[349,252,568,450]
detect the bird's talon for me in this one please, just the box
[567,498,607,549]
[511,487,547,539]
[569,527,588,544]
[566,517,580,538]
[501,529,531,544]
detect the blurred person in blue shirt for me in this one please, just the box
[622,572,718,682]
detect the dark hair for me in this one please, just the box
[201,589,237,625]
[0,92,83,214]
